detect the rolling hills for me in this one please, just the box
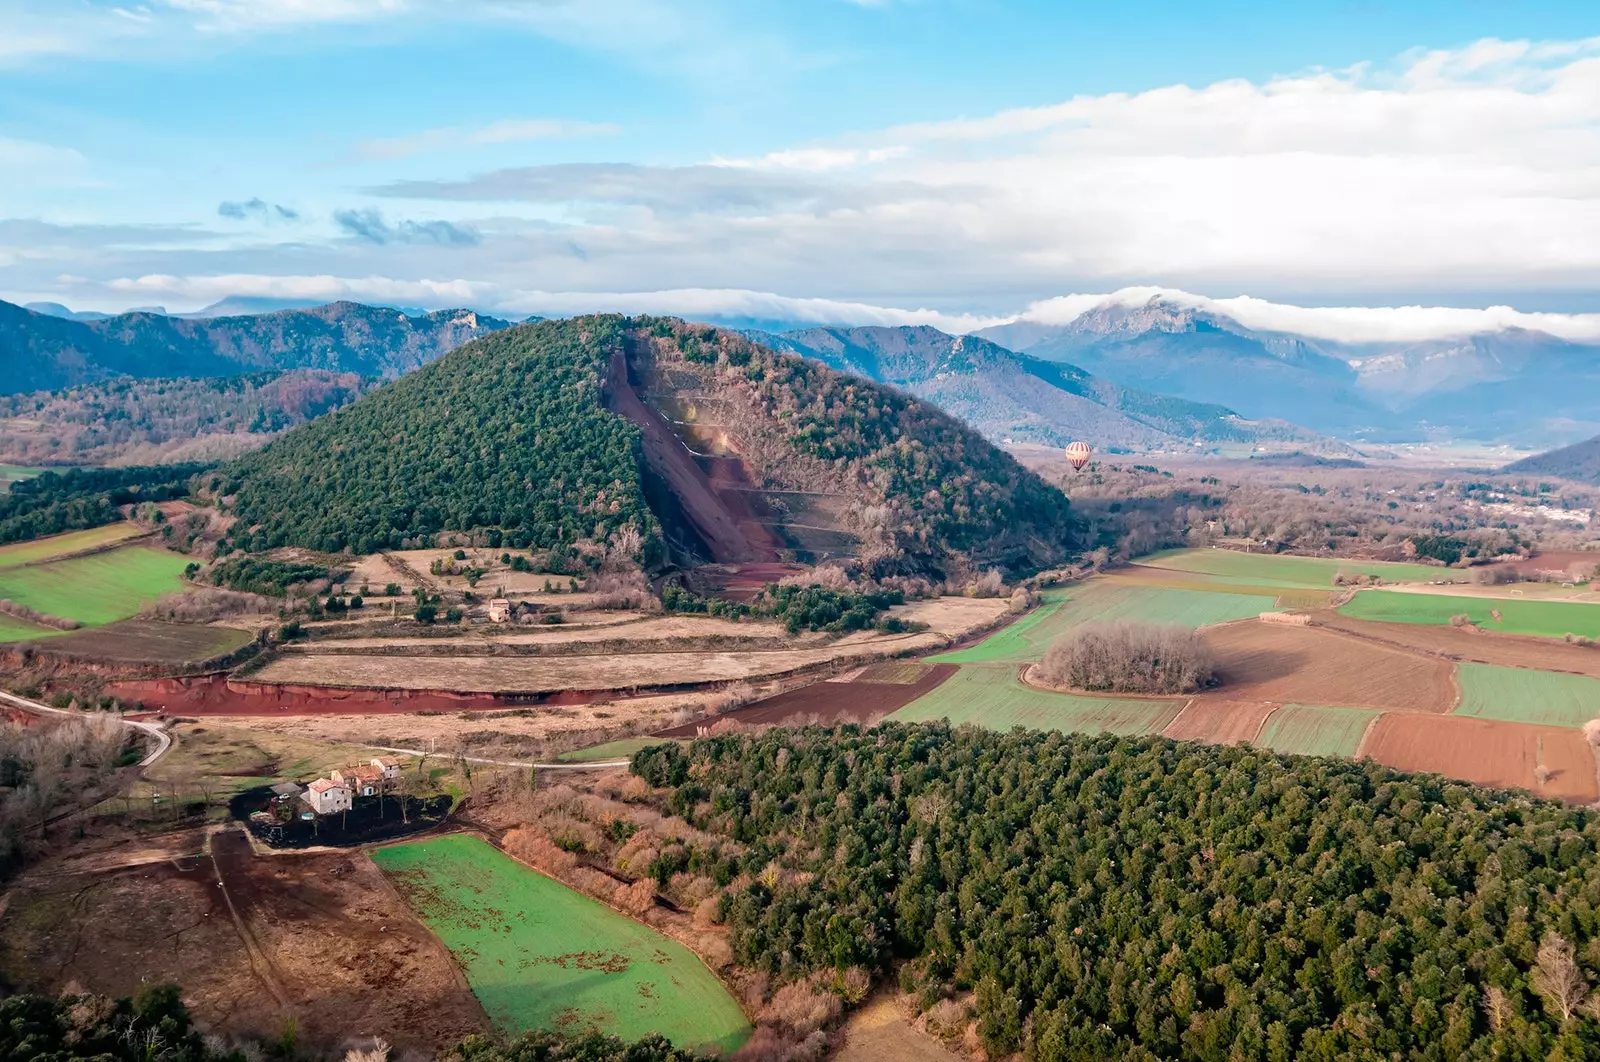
[0,298,508,394]
[220,316,1079,574]
[753,324,1325,450]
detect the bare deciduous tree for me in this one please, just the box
[1531,933,1591,1022]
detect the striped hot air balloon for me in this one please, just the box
[1065,440,1092,471]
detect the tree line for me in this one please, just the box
[633,724,1600,1061]
[0,463,208,545]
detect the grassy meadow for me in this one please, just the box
[373,834,751,1052]
[889,665,1184,735]
[1253,704,1379,758]
[0,545,189,626]
[1142,549,1449,588]
[1453,664,1600,729]
[0,523,143,570]
[1339,590,1600,640]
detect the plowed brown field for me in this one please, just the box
[1201,621,1456,711]
[1363,714,1599,803]
[1318,614,1600,679]
[1162,699,1278,745]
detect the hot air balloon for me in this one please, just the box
[1065,440,1093,472]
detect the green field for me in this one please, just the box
[1253,704,1379,758]
[0,523,144,570]
[372,835,750,1052]
[0,546,189,626]
[934,580,1275,664]
[889,665,1183,735]
[1143,549,1447,588]
[556,737,682,763]
[0,465,42,490]
[0,613,51,643]
[1339,590,1600,639]
[1454,663,1600,728]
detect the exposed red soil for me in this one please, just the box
[1200,620,1457,712]
[603,350,778,563]
[1362,713,1599,803]
[690,562,811,602]
[104,673,609,717]
[1318,613,1600,679]
[654,664,957,736]
[1161,699,1277,745]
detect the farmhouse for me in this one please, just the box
[488,598,512,623]
[303,778,353,815]
[372,756,401,780]
[332,764,385,796]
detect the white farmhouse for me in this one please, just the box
[303,778,353,815]
[372,757,402,781]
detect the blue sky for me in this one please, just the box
[2,0,1599,328]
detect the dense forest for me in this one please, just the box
[0,463,207,544]
[0,370,375,465]
[635,725,1600,1061]
[220,318,660,557]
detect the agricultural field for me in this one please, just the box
[1142,549,1448,588]
[0,613,49,643]
[0,464,41,490]
[888,664,1183,736]
[1453,663,1600,729]
[1200,621,1456,711]
[36,619,253,665]
[934,580,1276,664]
[1252,704,1379,758]
[373,834,751,1053]
[0,545,190,627]
[1319,612,1600,680]
[1161,699,1279,745]
[1339,589,1600,639]
[556,736,678,763]
[1110,564,1332,610]
[1362,714,1599,803]
[0,523,143,569]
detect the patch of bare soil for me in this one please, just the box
[1319,613,1600,678]
[1199,620,1457,712]
[835,992,967,1062]
[654,665,957,736]
[0,831,487,1056]
[1363,714,1599,804]
[1161,700,1277,745]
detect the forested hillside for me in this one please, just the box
[0,370,375,465]
[220,317,657,557]
[221,316,1078,574]
[0,298,507,393]
[637,725,1600,1061]
[1506,434,1600,484]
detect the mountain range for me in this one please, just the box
[0,299,507,393]
[979,295,1600,448]
[750,325,1324,451]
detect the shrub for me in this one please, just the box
[1038,621,1215,694]
[1450,613,1472,627]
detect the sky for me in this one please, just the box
[2,0,1600,329]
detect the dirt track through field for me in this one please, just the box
[1199,620,1457,712]
[1362,714,1599,803]
[1317,613,1600,679]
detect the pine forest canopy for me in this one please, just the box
[219,315,1078,574]
[636,725,1600,1062]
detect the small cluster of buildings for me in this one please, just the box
[271,757,403,815]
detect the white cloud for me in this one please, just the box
[346,118,620,164]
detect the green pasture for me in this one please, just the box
[0,523,143,570]
[1454,664,1600,728]
[1338,590,1600,640]
[0,546,189,626]
[0,613,52,643]
[1254,704,1379,758]
[889,665,1183,736]
[556,737,682,763]
[934,580,1275,664]
[1142,549,1448,588]
[372,835,750,1052]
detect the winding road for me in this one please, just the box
[0,688,172,767]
